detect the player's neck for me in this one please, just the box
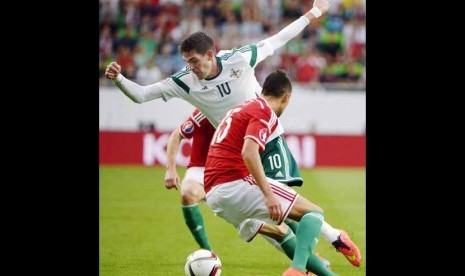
[207,58,219,79]
[262,96,280,114]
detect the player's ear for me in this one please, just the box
[206,50,214,60]
[282,93,291,104]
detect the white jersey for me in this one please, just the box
[155,43,274,128]
[115,16,310,135]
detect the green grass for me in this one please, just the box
[100,166,366,275]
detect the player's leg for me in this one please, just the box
[283,196,335,276]
[239,219,331,275]
[205,178,332,274]
[285,218,299,233]
[291,216,361,267]
[322,222,361,267]
[228,179,333,276]
[180,167,212,250]
[285,218,333,271]
[263,135,361,267]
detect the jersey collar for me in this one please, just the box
[205,56,223,81]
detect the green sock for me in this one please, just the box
[280,225,335,276]
[285,219,299,234]
[291,211,327,273]
[279,227,297,259]
[306,254,336,276]
[182,204,211,250]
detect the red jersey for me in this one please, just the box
[204,97,278,193]
[179,109,216,168]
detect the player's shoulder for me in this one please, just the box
[190,109,209,127]
[170,66,193,93]
[217,44,258,67]
[244,98,276,128]
[242,97,271,114]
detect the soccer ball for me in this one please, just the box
[184,249,222,276]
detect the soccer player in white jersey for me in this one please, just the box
[204,70,335,276]
[105,0,327,128]
[105,0,360,267]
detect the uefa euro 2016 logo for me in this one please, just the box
[182,121,194,134]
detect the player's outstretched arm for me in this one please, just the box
[259,0,330,52]
[304,0,330,22]
[164,129,183,190]
[105,61,166,104]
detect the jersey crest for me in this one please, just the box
[230,68,242,78]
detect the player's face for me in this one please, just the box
[182,50,214,80]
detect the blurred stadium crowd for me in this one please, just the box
[99,0,365,87]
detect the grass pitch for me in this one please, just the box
[100,166,366,275]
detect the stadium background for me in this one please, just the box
[99,0,366,275]
[99,0,366,167]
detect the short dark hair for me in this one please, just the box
[179,31,215,55]
[262,70,292,98]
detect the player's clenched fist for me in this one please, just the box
[164,169,180,190]
[105,62,121,80]
[314,0,330,14]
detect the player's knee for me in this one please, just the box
[312,205,323,213]
[275,223,289,238]
[181,180,205,204]
[301,197,324,213]
[238,219,264,242]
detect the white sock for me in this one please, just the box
[320,221,341,243]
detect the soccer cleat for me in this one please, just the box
[283,267,307,276]
[306,253,331,276]
[331,230,361,267]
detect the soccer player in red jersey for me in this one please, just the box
[164,109,216,251]
[204,70,337,276]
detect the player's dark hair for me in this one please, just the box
[262,70,292,98]
[179,31,215,55]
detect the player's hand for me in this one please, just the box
[313,0,330,14]
[164,170,180,190]
[265,195,282,221]
[105,62,121,80]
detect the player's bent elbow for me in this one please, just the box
[129,96,144,104]
[122,93,143,103]
[241,149,254,163]
[129,97,145,104]
[125,91,147,103]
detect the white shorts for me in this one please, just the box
[205,177,298,230]
[183,167,205,186]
